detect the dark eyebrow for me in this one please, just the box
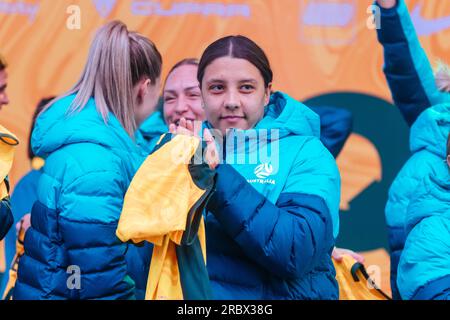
[163,89,177,96]
[239,79,258,84]
[184,86,200,92]
[206,79,225,84]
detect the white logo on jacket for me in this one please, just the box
[248,163,276,185]
[254,163,273,179]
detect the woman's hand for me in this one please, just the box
[332,247,365,264]
[169,117,219,170]
[203,128,219,170]
[169,117,196,136]
[16,213,31,238]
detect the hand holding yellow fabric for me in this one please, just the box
[117,134,213,300]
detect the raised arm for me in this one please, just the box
[375,0,449,126]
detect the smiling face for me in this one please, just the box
[163,64,205,126]
[201,57,271,135]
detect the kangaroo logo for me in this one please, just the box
[92,0,117,18]
[254,163,273,179]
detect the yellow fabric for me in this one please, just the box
[333,255,390,300]
[0,125,18,199]
[2,221,26,300]
[116,134,208,300]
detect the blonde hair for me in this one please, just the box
[435,60,450,93]
[45,21,162,136]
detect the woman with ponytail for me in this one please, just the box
[13,21,162,300]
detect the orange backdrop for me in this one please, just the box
[0,0,449,199]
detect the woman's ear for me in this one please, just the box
[140,79,151,98]
[136,78,151,105]
[264,83,272,105]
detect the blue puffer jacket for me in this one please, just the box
[385,104,450,299]
[205,92,340,300]
[398,160,450,300]
[14,95,148,300]
[139,111,167,152]
[376,0,450,299]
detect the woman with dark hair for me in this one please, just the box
[171,35,340,299]
[134,55,358,299]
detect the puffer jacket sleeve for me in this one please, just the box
[207,137,340,279]
[0,197,13,240]
[58,169,136,300]
[397,216,450,300]
[310,106,353,158]
[375,0,450,126]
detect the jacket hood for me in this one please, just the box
[32,94,143,159]
[411,104,450,157]
[257,91,320,139]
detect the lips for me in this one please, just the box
[220,116,245,125]
[220,115,245,120]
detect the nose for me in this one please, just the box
[174,95,189,114]
[224,90,240,110]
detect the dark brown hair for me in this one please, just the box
[197,35,273,87]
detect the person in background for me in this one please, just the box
[0,97,54,297]
[397,132,450,300]
[0,54,18,241]
[375,0,450,299]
